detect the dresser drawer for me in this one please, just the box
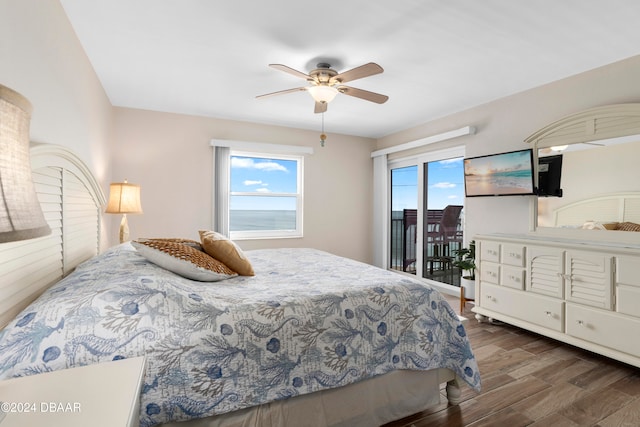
[481,283,563,332]
[566,303,640,357]
[501,244,525,267]
[480,241,500,263]
[615,255,640,316]
[501,266,525,290]
[616,285,640,317]
[480,261,500,285]
[617,256,640,287]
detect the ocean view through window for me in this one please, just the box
[228,152,303,239]
[230,209,297,231]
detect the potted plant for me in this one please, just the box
[453,240,476,300]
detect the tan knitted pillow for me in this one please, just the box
[617,222,640,232]
[132,239,237,282]
[199,230,255,276]
[146,237,203,251]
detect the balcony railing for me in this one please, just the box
[390,207,463,285]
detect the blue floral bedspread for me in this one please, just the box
[0,244,480,426]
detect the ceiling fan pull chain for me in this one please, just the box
[320,112,327,147]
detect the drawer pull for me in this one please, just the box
[576,320,585,326]
[545,311,552,317]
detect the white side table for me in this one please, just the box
[0,356,146,427]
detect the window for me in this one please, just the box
[211,140,312,241]
[387,146,465,289]
[228,151,303,239]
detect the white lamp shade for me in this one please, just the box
[307,85,339,103]
[106,182,143,214]
[0,84,51,243]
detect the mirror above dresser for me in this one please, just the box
[525,104,640,246]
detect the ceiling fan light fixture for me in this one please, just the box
[307,85,339,104]
[550,145,568,152]
[258,62,387,113]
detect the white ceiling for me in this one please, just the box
[60,0,640,139]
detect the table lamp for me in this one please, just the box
[105,180,143,243]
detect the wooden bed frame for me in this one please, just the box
[0,143,465,426]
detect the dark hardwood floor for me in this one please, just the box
[383,294,640,427]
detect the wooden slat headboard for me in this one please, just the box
[0,144,105,329]
[554,192,640,227]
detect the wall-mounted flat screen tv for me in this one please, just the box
[538,154,563,197]
[464,149,535,197]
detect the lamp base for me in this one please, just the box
[119,214,130,243]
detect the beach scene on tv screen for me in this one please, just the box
[464,150,533,196]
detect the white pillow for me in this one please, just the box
[132,240,237,282]
[581,220,606,230]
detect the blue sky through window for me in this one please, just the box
[391,158,464,211]
[427,158,464,209]
[230,156,298,211]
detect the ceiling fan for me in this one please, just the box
[256,62,389,113]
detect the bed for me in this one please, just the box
[0,144,481,427]
[545,192,640,231]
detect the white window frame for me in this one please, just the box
[211,139,313,241]
[386,146,465,277]
[372,126,474,268]
[229,150,304,240]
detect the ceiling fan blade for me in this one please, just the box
[256,87,307,99]
[314,101,328,114]
[331,62,383,84]
[337,86,389,104]
[269,64,311,80]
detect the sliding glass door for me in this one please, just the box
[389,148,465,287]
[390,165,418,272]
[422,158,464,285]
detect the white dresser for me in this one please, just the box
[473,234,640,368]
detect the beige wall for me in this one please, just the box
[0,0,114,249]
[112,108,376,263]
[4,0,640,264]
[378,55,640,242]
